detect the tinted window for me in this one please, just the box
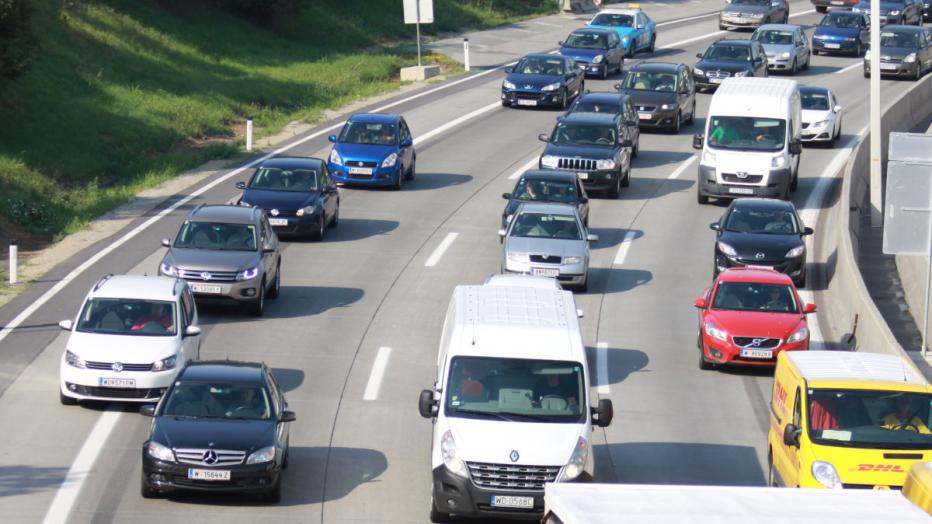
[623,71,677,91]
[514,57,566,75]
[820,14,861,28]
[707,116,787,152]
[511,212,582,240]
[338,121,396,145]
[807,390,932,449]
[162,382,272,420]
[77,298,177,336]
[591,13,633,27]
[753,30,794,45]
[551,122,616,145]
[724,207,800,234]
[564,32,607,49]
[801,90,831,110]
[250,167,319,192]
[881,31,919,48]
[572,101,621,114]
[174,221,258,251]
[711,282,799,313]
[513,178,579,203]
[731,0,770,5]
[704,44,751,62]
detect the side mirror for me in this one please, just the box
[803,227,814,236]
[140,405,157,417]
[502,192,512,200]
[710,223,720,231]
[577,309,585,318]
[834,104,842,113]
[418,389,438,418]
[804,303,818,314]
[783,423,801,447]
[694,297,707,309]
[280,409,297,422]
[327,134,337,143]
[538,133,550,142]
[401,137,413,147]
[789,141,802,155]
[592,399,614,427]
[621,139,633,148]
[161,238,171,248]
[183,325,201,338]
[579,197,589,204]
[636,24,645,30]
[558,41,564,46]
[59,319,73,331]
[614,82,622,91]
[498,229,507,237]
[556,116,565,122]
[504,67,513,74]
[696,53,704,59]
[262,246,277,254]
[692,134,704,150]
[586,233,599,243]
[235,181,246,190]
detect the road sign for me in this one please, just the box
[404,0,434,24]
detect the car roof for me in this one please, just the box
[799,85,829,95]
[730,197,797,211]
[516,202,580,215]
[824,10,861,17]
[256,156,325,169]
[522,53,565,61]
[484,274,563,290]
[787,351,926,386]
[189,204,258,224]
[717,267,794,285]
[569,27,615,36]
[89,275,183,300]
[757,24,802,32]
[347,113,400,124]
[711,39,753,47]
[629,62,683,73]
[179,360,266,383]
[560,112,619,125]
[576,91,625,104]
[884,25,923,34]
[521,169,579,182]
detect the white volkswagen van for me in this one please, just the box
[418,277,613,521]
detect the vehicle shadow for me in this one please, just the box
[0,465,70,498]
[795,64,852,77]
[401,172,474,191]
[271,368,305,393]
[595,442,766,485]
[588,227,643,250]
[805,247,837,293]
[639,48,685,60]
[585,346,650,388]
[321,218,399,243]
[631,150,694,169]
[588,267,653,295]
[197,285,364,321]
[796,174,841,211]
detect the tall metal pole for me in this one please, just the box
[870,1,882,227]
[416,1,422,68]
[923,229,931,356]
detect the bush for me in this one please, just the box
[0,0,36,79]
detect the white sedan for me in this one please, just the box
[800,85,842,146]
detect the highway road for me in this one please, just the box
[0,1,923,522]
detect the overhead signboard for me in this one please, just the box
[883,133,932,256]
[403,0,434,24]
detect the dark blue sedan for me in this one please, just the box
[327,113,415,190]
[236,156,340,240]
[501,53,585,109]
[558,28,624,79]
[812,11,870,57]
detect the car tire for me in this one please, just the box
[314,213,326,240]
[699,351,714,371]
[267,264,281,299]
[812,48,820,56]
[802,52,810,70]
[796,271,807,289]
[607,172,621,198]
[621,164,631,187]
[833,122,841,142]
[782,13,789,24]
[790,171,798,192]
[328,202,339,228]
[249,281,265,317]
[502,100,510,108]
[719,24,726,31]
[648,34,656,53]
[768,452,779,487]
[632,137,639,158]
[393,170,403,190]
[914,63,922,81]
[672,111,682,134]
[600,66,608,80]
[627,40,636,58]
[854,42,862,58]
[863,69,870,78]
[560,89,568,110]
[141,476,162,499]
[578,274,588,293]
[263,478,282,503]
[405,155,416,181]
[686,101,696,125]
[60,390,77,406]
[816,5,827,13]
[790,58,797,75]
[697,189,709,205]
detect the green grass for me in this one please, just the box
[0,0,555,239]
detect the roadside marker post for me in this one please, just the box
[246,118,254,152]
[8,240,17,285]
[464,38,470,72]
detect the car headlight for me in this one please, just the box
[541,154,559,168]
[503,79,516,90]
[786,245,805,258]
[541,82,561,92]
[905,53,917,63]
[889,9,901,15]
[752,12,765,18]
[246,445,277,465]
[236,266,260,281]
[152,355,177,372]
[329,149,342,166]
[661,103,676,110]
[559,437,589,481]
[596,158,616,170]
[296,204,316,217]
[702,149,716,165]
[147,441,175,462]
[160,262,177,277]
[772,155,786,168]
[564,256,583,264]
[781,52,791,59]
[811,460,842,489]
[717,241,737,257]
[694,67,705,76]
[381,152,398,168]
[441,430,469,478]
[811,119,828,129]
[704,321,728,342]
[65,350,86,369]
[734,70,749,77]
[787,326,809,344]
[507,252,530,263]
[592,54,605,64]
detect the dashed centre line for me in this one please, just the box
[668,155,698,179]
[613,231,638,266]
[508,156,541,179]
[596,342,610,394]
[835,62,862,75]
[425,232,460,267]
[363,347,392,401]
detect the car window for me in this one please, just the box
[514,56,566,75]
[551,122,616,146]
[77,298,177,336]
[564,32,608,49]
[572,101,621,114]
[513,178,578,203]
[591,13,633,27]
[880,31,919,48]
[400,120,412,142]
[806,390,932,447]
[724,207,800,234]
[753,30,794,46]
[707,116,786,152]
[821,14,861,28]
[731,0,770,5]
[162,382,272,420]
[801,91,831,111]
[174,221,257,251]
[265,373,282,414]
[705,43,751,62]
[250,167,319,192]
[510,212,582,240]
[338,121,396,145]
[623,71,677,92]
[711,282,799,313]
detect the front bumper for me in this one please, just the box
[329,160,401,186]
[540,167,618,191]
[701,334,808,366]
[577,61,609,77]
[160,269,264,305]
[693,73,737,90]
[802,123,834,143]
[812,38,860,55]
[503,262,587,287]
[698,164,791,199]
[502,89,564,107]
[60,360,176,403]
[142,452,282,495]
[635,108,678,129]
[719,15,765,29]
[715,252,806,284]
[766,56,794,71]
[864,59,918,77]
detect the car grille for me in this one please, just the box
[344,160,378,168]
[177,269,238,282]
[637,105,656,112]
[514,91,543,100]
[85,361,154,372]
[733,337,781,349]
[175,448,247,467]
[69,384,162,399]
[882,56,901,64]
[557,157,597,171]
[466,461,561,491]
[721,173,764,184]
[530,254,562,264]
[706,70,731,79]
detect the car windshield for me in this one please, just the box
[881,31,919,49]
[753,30,795,45]
[249,167,319,192]
[807,390,932,449]
[510,212,582,240]
[707,116,787,152]
[338,121,396,145]
[801,91,831,111]
[591,13,634,27]
[514,57,567,75]
[724,207,800,234]
[173,221,258,251]
[564,32,607,49]
[551,123,616,146]
[76,298,177,336]
[731,0,770,5]
[571,100,622,114]
[623,71,677,92]
[162,382,272,420]
[821,14,861,28]
[704,44,751,62]
[513,178,578,203]
[445,357,586,424]
[711,282,799,313]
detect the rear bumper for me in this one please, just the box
[812,39,860,54]
[864,60,918,77]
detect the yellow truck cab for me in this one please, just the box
[768,351,932,489]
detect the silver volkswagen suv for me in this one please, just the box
[158,204,282,316]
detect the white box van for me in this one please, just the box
[693,77,802,204]
[418,277,613,522]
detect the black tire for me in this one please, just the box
[632,136,639,158]
[392,171,403,190]
[60,391,77,406]
[864,69,870,78]
[790,171,798,192]
[816,5,827,13]
[768,453,779,487]
[600,65,608,80]
[263,478,282,503]
[783,13,789,24]
[699,351,714,371]
[790,58,797,75]
[719,24,726,31]
[796,271,807,289]
[621,165,631,187]
[249,281,265,317]
[802,52,810,71]
[648,34,656,53]
[833,122,841,142]
[141,476,162,499]
[405,155,416,181]
[267,265,281,299]
[685,101,696,125]
[627,40,636,58]
[560,89,568,110]
[328,202,339,228]
[577,275,588,293]
[671,111,681,134]
[854,42,862,58]
[314,213,326,240]
[812,48,820,56]
[607,172,621,198]
[914,63,922,81]
[697,189,709,205]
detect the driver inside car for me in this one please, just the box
[881,396,931,434]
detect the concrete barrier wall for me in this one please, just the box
[897,254,929,347]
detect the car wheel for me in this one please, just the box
[328,202,339,228]
[863,69,870,78]
[833,122,841,142]
[783,13,789,24]
[600,66,608,80]
[60,390,77,406]
[267,264,280,299]
[790,58,797,75]
[607,171,621,198]
[697,189,709,205]
[648,34,656,53]
[249,280,265,317]
[632,137,639,158]
[719,24,726,31]
[796,271,807,289]
[790,171,798,192]
[430,495,451,523]
[812,48,820,56]
[141,475,162,499]
[263,477,282,503]
[621,164,631,187]
[854,42,862,58]
[768,453,779,487]
[699,350,714,371]
[802,52,810,70]
[560,89,568,110]
[627,40,636,58]
[314,213,326,241]
[915,63,922,81]
[672,111,681,134]
[686,101,696,125]
[406,155,416,181]
[578,274,588,293]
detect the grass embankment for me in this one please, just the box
[0,0,555,240]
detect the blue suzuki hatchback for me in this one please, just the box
[328,113,415,189]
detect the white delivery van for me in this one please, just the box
[418,277,613,522]
[693,77,802,204]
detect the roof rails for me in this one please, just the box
[92,274,115,292]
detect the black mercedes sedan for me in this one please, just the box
[617,61,696,132]
[502,53,585,109]
[710,198,813,287]
[694,39,768,92]
[502,169,590,228]
[564,91,640,157]
[863,25,932,80]
[236,156,340,240]
[140,360,295,502]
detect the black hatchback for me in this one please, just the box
[502,169,590,228]
[140,361,295,502]
[710,198,813,287]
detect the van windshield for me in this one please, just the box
[445,357,586,424]
[707,116,787,152]
[807,389,932,449]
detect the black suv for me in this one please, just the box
[141,360,295,502]
[694,39,768,91]
[617,61,697,132]
[564,91,640,157]
[538,113,633,197]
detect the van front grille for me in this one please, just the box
[466,461,560,491]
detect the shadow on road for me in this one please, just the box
[599,442,766,485]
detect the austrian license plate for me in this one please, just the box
[516,99,538,106]
[531,268,560,277]
[830,0,845,4]
[881,63,898,71]
[99,377,135,388]
[576,172,589,180]
[825,43,841,49]
[268,218,288,226]
[740,349,774,359]
[710,77,723,84]
[638,112,652,120]
[348,167,373,175]
[728,187,755,195]
[187,468,231,481]
[190,283,222,294]
[491,495,534,509]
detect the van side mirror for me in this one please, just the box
[502,192,512,200]
[696,53,704,59]
[614,82,622,91]
[140,404,156,417]
[538,133,550,142]
[235,181,246,190]
[592,399,614,427]
[558,41,564,46]
[709,223,720,231]
[328,134,337,143]
[804,303,818,314]
[161,238,171,248]
[59,319,73,331]
[692,134,704,150]
[183,326,201,338]
[418,389,438,418]
[586,233,599,243]
[280,409,297,422]
[504,67,513,74]
[498,229,507,237]
[694,297,707,309]
[783,423,801,447]
[789,141,802,155]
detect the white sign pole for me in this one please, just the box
[870,0,882,227]
[416,2,422,68]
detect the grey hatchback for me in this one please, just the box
[158,204,282,316]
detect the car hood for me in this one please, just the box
[65,331,179,363]
[622,89,677,107]
[560,47,604,61]
[706,308,804,338]
[543,143,615,159]
[696,59,753,73]
[879,46,917,59]
[446,417,582,466]
[506,73,564,89]
[506,236,588,258]
[152,417,276,452]
[761,43,796,55]
[240,189,318,212]
[723,5,770,14]
[802,109,832,125]
[814,27,861,39]
[719,231,803,260]
[860,2,907,12]
[334,142,395,162]
[164,248,260,272]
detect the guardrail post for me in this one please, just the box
[8,240,17,285]
[246,118,254,152]
[464,38,470,72]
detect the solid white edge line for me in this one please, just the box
[668,155,698,179]
[596,342,610,394]
[656,12,718,27]
[534,21,561,28]
[363,346,392,401]
[835,62,863,75]
[508,156,541,180]
[425,232,460,268]
[613,230,638,266]
[42,408,122,524]
[413,102,500,146]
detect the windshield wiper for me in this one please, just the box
[452,409,516,421]
[497,411,562,422]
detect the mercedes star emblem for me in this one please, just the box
[111,362,123,373]
[755,253,766,260]
[509,450,520,463]
[202,449,218,465]
[270,209,280,216]
[524,84,533,89]
[201,271,212,280]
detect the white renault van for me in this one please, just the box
[418,277,613,522]
[693,77,802,204]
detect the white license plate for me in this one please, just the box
[348,167,373,175]
[740,349,774,359]
[268,218,288,226]
[491,495,534,509]
[728,187,755,195]
[516,99,538,106]
[881,63,898,71]
[638,112,652,120]
[191,283,222,294]
[576,172,589,180]
[99,377,135,388]
[709,77,723,84]
[831,0,845,4]
[532,268,560,277]
[824,43,841,49]
[187,468,231,481]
